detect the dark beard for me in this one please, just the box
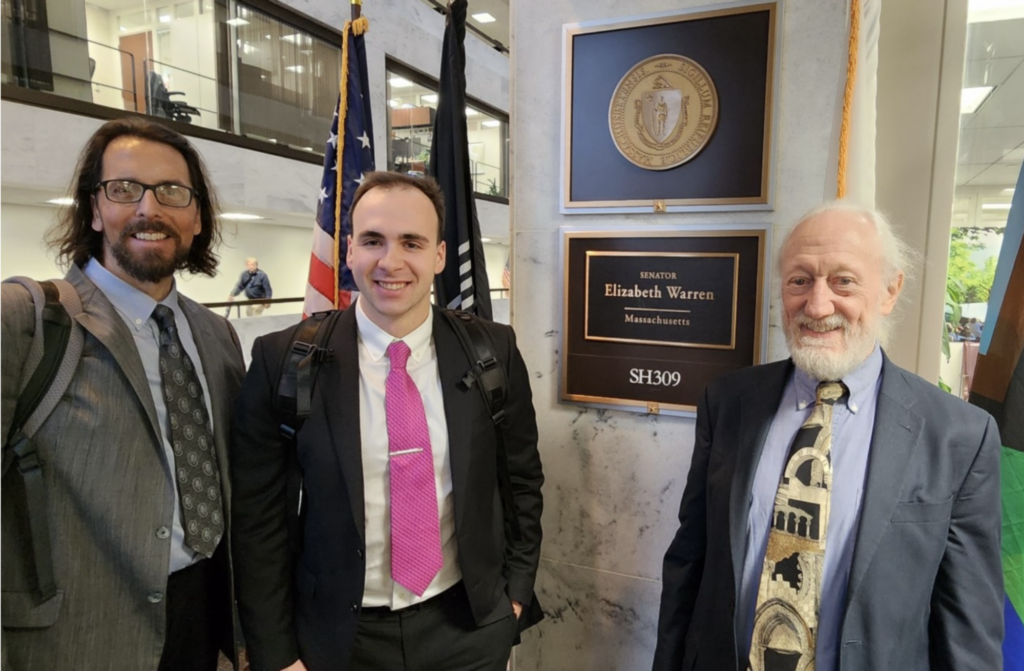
[109,220,189,284]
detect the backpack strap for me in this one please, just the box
[2,277,84,603]
[274,309,344,555]
[442,310,522,543]
[276,310,342,439]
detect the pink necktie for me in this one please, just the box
[385,340,443,596]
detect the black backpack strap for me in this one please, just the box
[3,278,84,603]
[276,310,341,439]
[442,310,522,542]
[275,309,343,555]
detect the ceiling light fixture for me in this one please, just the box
[226,18,249,26]
[47,197,75,205]
[421,94,438,103]
[465,107,479,116]
[389,76,413,88]
[472,12,496,23]
[1003,188,1016,195]
[960,86,994,114]
[220,213,264,220]
[482,120,500,128]
[981,203,1012,210]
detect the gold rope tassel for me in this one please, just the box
[836,0,860,199]
[331,17,368,306]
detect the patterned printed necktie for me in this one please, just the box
[152,305,224,558]
[749,381,846,671]
[385,340,443,596]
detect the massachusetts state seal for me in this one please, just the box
[608,54,719,170]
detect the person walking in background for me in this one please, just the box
[227,257,272,316]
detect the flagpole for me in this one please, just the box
[352,0,361,20]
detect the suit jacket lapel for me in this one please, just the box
[66,265,163,445]
[432,310,474,533]
[845,355,922,603]
[319,307,365,541]
[729,360,792,590]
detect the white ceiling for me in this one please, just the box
[955,16,1024,200]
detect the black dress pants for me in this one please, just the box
[157,547,231,671]
[350,582,517,671]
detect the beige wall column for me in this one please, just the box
[876,0,968,380]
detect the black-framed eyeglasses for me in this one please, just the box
[96,180,196,208]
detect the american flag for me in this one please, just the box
[304,16,374,315]
[502,256,510,290]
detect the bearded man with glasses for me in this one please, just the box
[1,118,245,671]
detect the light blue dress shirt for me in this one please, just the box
[83,259,214,574]
[739,345,883,671]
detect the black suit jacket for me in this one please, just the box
[231,306,544,671]
[653,354,1003,671]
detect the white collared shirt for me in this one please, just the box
[355,299,461,608]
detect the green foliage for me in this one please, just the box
[947,236,998,304]
[486,178,500,196]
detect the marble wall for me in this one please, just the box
[510,1,850,668]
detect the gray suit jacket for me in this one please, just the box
[653,354,1003,671]
[1,265,246,671]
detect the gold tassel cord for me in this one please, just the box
[333,19,353,308]
[837,0,860,199]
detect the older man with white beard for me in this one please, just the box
[653,203,1003,671]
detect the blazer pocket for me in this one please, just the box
[890,496,953,524]
[1,590,64,628]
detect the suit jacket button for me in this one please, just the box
[147,592,164,604]
[356,549,364,559]
[155,526,171,539]
[351,603,359,613]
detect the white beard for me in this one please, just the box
[785,312,879,381]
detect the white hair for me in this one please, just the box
[779,201,916,287]
[777,201,919,349]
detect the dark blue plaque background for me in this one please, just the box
[586,254,736,346]
[569,8,772,202]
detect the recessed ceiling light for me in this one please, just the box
[421,94,438,103]
[47,197,75,205]
[481,237,492,242]
[285,65,305,73]
[961,86,994,114]
[482,120,500,128]
[465,107,478,116]
[1003,188,1016,195]
[220,213,264,220]
[389,77,413,88]
[226,18,249,26]
[981,203,1011,210]
[472,12,496,23]
[388,99,398,108]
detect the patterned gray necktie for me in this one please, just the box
[152,305,224,558]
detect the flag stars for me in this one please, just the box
[358,131,370,149]
[355,173,367,186]
[318,187,329,203]
[328,131,338,149]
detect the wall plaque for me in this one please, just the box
[561,2,779,213]
[561,227,769,416]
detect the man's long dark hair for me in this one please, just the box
[47,117,222,276]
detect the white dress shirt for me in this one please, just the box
[355,299,461,608]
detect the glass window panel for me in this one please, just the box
[386,61,508,199]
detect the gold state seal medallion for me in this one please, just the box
[608,54,719,170]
